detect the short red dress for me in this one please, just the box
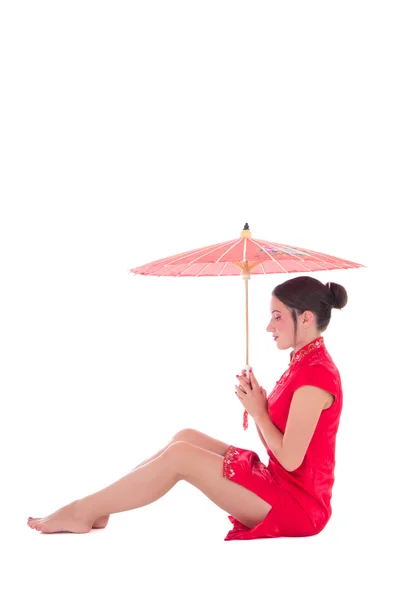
[222,336,343,541]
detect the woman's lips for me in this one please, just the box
[273,336,278,341]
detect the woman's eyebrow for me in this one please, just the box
[271,310,281,314]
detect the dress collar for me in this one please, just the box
[289,336,325,366]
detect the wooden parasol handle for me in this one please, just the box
[242,269,251,430]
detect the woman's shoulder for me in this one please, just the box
[307,347,339,371]
[300,351,342,392]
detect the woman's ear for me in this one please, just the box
[302,309,314,325]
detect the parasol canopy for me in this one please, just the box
[130,223,366,429]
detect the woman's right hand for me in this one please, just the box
[240,369,267,399]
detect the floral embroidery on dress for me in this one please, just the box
[275,337,325,387]
[276,370,291,386]
[290,336,324,366]
[223,445,240,479]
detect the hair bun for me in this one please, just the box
[326,282,348,310]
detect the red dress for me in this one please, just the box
[222,336,343,541]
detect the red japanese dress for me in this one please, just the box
[222,336,343,541]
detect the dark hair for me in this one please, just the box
[272,276,348,346]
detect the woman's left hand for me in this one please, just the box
[235,369,266,421]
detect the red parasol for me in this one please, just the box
[129,223,366,429]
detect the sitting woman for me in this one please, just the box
[27,275,347,541]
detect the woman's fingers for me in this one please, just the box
[240,370,250,386]
[238,368,266,397]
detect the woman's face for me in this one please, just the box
[266,296,296,350]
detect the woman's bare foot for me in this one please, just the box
[27,500,94,534]
[30,457,159,532]
[92,515,109,529]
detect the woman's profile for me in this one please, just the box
[27,275,347,540]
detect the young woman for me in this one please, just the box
[27,275,347,540]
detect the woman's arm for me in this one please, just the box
[254,412,284,459]
[256,422,270,453]
[255,385,330,471]
[255,385,271,452]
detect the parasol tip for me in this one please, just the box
[240,223,252,239]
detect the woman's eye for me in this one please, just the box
[275,316,281,321]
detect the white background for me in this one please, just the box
[1,1,398,598]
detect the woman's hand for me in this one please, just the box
[239,369,267,399]
[235,368,268,421]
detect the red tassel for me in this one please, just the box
[243,409,248,430]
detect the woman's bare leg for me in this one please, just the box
[91,444,172,529]
[132,428,230,470]
[92,428,231,528]
[27,440,271,534]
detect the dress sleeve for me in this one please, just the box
[292,364,337,401]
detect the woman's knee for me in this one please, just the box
[169,428,231,457]
[170,428,198,443]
